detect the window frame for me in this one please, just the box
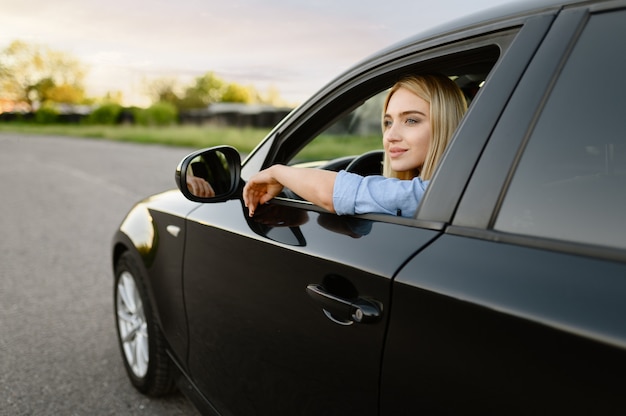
[253,28,531,228]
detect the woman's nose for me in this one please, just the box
[384,126,400,143]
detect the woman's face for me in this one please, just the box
[382,87,431,174]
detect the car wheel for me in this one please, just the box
[114,252,175,396]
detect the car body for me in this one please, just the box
[112,0,626,414]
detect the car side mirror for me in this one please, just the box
[176,146,242,202]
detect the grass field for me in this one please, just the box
[0,123,383,161]
[0,123,271,152]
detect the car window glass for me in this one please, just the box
[495,10,626,249]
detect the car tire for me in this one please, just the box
[114,251,176,396]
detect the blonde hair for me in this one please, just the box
[382,74,467,180]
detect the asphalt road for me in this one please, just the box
[0,133,200,415]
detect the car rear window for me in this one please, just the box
[494,9,626,250]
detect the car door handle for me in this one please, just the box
[306,284,381,325]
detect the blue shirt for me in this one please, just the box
[332,170,429,218]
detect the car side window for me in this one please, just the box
[494,9,626,249]
[290,90,387,168]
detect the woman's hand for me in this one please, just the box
[187,176,215,198]
[243,164,338,216]
[243,165,285,216]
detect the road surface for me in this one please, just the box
[0,133,200,415]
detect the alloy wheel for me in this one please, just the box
[116,271,149,378]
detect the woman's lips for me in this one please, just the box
[388,147,407,158]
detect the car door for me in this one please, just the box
[183,199,438,415]
[180,13,549,415]
[381,3,626,415]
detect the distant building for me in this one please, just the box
[180,103,293,128]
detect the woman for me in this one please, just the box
[243,74,467,218]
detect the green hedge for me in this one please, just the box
[87,103,123,125]
[134,102,178,126]
[34,106,59,124]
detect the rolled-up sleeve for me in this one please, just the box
[332,170,429,217]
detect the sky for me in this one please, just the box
[1,0,519,106]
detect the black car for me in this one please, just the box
[112,0,626,414]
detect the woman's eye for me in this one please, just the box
[406,118,418,125]
[383,119,392,128]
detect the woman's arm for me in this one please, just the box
[243,164,337,216]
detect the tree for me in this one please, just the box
[259,85,287,106]
[143,77,180,105]
[145,71,286,110]
[0,40,86,109]
[178,72,226,109]
[221,83,254,103]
